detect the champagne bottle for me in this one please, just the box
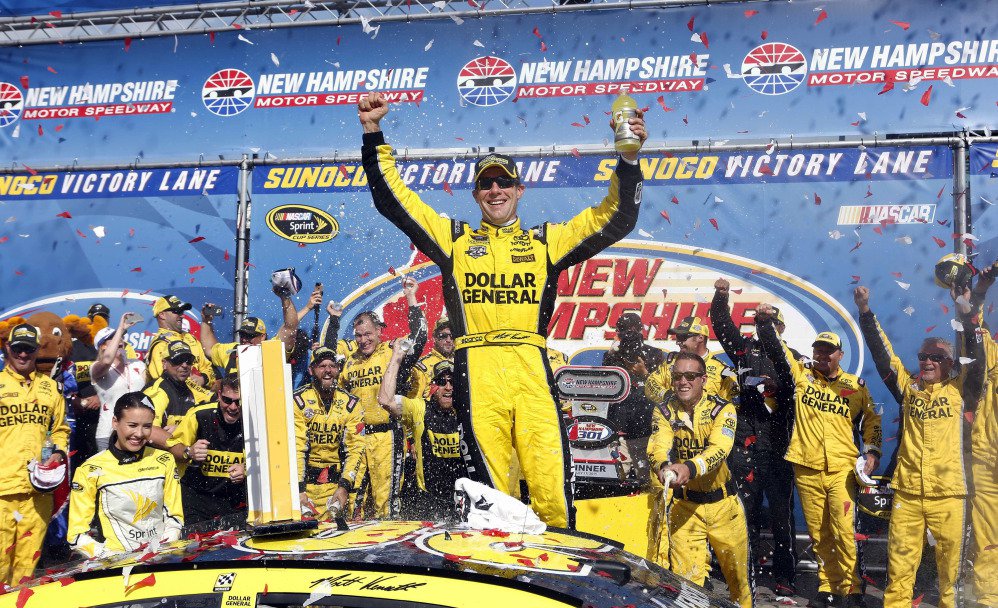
[612,90,640,153]
[40,432,54,461]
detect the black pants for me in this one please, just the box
[729,446,797,584]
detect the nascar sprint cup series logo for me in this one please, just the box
[202,68,256,116]
[265,204,339,243]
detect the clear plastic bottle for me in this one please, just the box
[612,90,640,153]
[40,432,54,461]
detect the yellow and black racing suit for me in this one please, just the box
[320,313,359,361]
[411,348,453,400]
[144,373,212,429]
[648,391,751,608]
[145,328,216,389]
[397,395,467,520]
[0,367,71,585]
[363,131,641,528]
[68,445,183,557]
[292,383,365,520]
[166,404,246,526]
[759,319,882,600]
[339,306,426,519]
[860,309,984,608]
[970,323,998,605]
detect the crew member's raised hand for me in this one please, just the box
[358,92,390,133]
[853,286,871,314]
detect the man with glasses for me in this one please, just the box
[412,318,456,400]
[756,304,881,608]
[379,340,466,520]
[854,285,984,608]
[167,374,247,526]
[146,295,215,389]
[293,347,364,520]
[0,324,71,586]
[648,351,751,608]
[358,91,646,528]
[145,341,212,437]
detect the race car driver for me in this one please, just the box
[645,315,737,404]
[339,277,427,519]
[711,278,798,594]
[411,318,456,400]
[200,284,303,377]
[68,391,183,558]
[293,347,365,520]
[757,304,882,608]
[0,324,71,586]
[969,259,998,606]
[855,285,984,608]
[358,91,645,528]
[648,351,752,608]
[379,341,467,520]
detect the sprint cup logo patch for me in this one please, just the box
[457,56,516,107]
[203,69,256,116]
[265,204,339,243]
[0,82,24,128]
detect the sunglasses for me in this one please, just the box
[9,344,38,355]
[219,395,241,406]
[435,332,453,340]
[917,353,950,362]
[476,175,517,190]
[673,371,706,382]
[433,376,454,386]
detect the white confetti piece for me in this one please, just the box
[304,581,333,606]
[689,32,701,43]
[190,111,197,117]
[12,510,22,522]
[11,123,20,138]
[895,235,912,245]
[92,226,105,238]
[857,112,867,120]
[431,0,446,8]
[237,34,254,45]
[903,306,915,316]
[942,76,955,87]
[449,14,464,25]
[304,0,315,7]
[961,232,977,241]
[122,565,133,588]
[424,39,434,51]
[4,216,14,223]
[360,15,381,37]
[928,29,941,40]
[714,195,724,203]
[959,357,975,365]
[637,228,653,238]
[895,281,910,290]
[271,52,280,66]
[828,230,844,240]
[473,39,484,48]
[951,319,964,331]
[981,196,994,206]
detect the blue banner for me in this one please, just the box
[0,0,995,166]
[970,142,998,330]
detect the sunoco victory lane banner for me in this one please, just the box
[0,166,238,352]
[247,144,955,447]
[0,0,995,164]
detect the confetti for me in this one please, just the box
[124,37,132,51]
[814,193,822,205]
[659,210,671,224]
[687,16,695,31]
[189,236,205,243]
[189,265,205,274]
[237,34,254,44]
[920,85,933,106]
[15,588,32,608]
[855,533,869,541]
[698,32,709,49]
[912,593,924,607]
[889,20,911,30]
[924,325,936,333]
[895,281,910,290]
[656,96,673,112]
[709,218,719,230]
[125,574,156,595]
[903,306,915,316]
[570,148,581,159]
[638,228,653,238]
[932,236,946,248]
[744,9,759,17]
[815,9,828,24]
[843,500,851,515]
[270,52,280,66]
[424,40,433,51]
[56,211,72,219]
[130,267,142,272]
[761,30,768,40]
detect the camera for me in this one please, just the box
[205,305,224,318]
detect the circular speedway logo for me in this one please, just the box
[202,68,256,116]
[0,82,24,128]
[457,56,516,107]
[740,42,807,95]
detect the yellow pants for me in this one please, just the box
[305,482,340,521]
[972,458,998,606]
[793,464,860,596]
[669,494,752,608]
[0,492,52,586]
[884,490,966,608]
[354,426,404,519]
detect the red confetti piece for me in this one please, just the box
[855,532,869,541]
[540,41,548,52]
[49,10,63,17]
[14,270,24,276]
[444,553,471,562]
[123,38,132,51]
[209,31,216,44]
[659,210,671,224]
[56,211,72,218]
[932,236,946,248]
[570,148,581,159]
[442,181,452,195]
[516,558,535,567]
[338,164,349,178]
[815,10,828,24]
[687,16,695,31]
[130,267,142,272]
[865,186,873,198]
[850,241,862,252]
[912,593,924,607]
[814,193,822,205]
[682,114,689,124]
[698,32,709,48]
[22,163,38,176]
[965,412,975,424]
[761,30,768,40]
[54,124,63,132]
[571,122,584,127]
[388,266,397,276]
[37,124,43,136]
[925,325,936,333]
[889,20,911,30]
[744,435,757,447]
[758,164,773,175]
[75,229,87,238]
[189,236,205,243]
[59,577,75,586]
[359,272,370,278]
[189,265,205,274]
[583,115,590,124]
[532,26,541,38]
[746,469,755,483]
[843,501,851,515]
[482,529,510,537]
[873,226,883,236]
[125,573,156,595]
[232,23,243,29]
[223,249,231,261]
[670,195,679,204]
[920,85,933,106]
[985,544,998,551]
[879,80,895,95]
[709,218,719,230]
[940,303,950,314]
[657,95,674,112]
[19,75,29,89]
[15,587,32,608]
[0,237,8,244]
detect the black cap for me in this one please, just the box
[238,317,266,337]
[7,324,40,350]
[474,153,518,183]
[165,340,195,363]
[615,312,643,331]
[87,303,110,320]
[432,360,454,380]
[310,347,343,367]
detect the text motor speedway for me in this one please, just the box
[20,80,177,120]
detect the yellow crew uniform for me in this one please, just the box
[145,328,216,388]
[648,392,751,608]
[645,351,738,404]
[292,384,365,519]
[68,446,183,557]
[859,309,984,608]
[760,325,882,599]
[971,326,998,605]
[144,374,213,429]
[412,348,453,400]
[0,366,71,585]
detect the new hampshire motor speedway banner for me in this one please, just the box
[0,166,238,352]
[971,142,998,331]
[248,143,955,447]
[0,0,996,166]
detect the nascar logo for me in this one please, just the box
[0,82,24,128]
[202,68,256,116]
[836,204,936,225]
[736,42,808,95]
[457,56,516,107]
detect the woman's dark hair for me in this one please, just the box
[109,391,156,451]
